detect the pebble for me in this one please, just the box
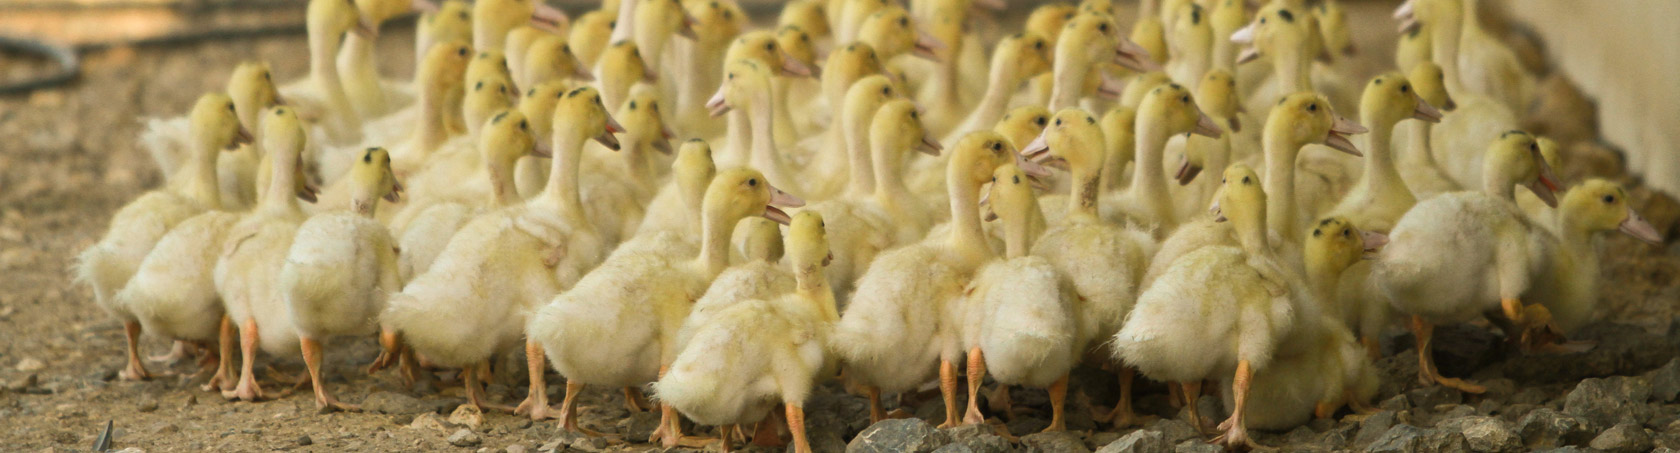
[1647,359,1680,403]
[6,373,37,391]
[14,357,44,372]
[1518,408,1595,448]
[1097,429,1168,453]
[448,405,484,429]
[1563,376,1653,429]
[1366,424,1469,453]
[504,444,529,453]
[1589,423,1653,453]
[447,428,481,447]
[1020,431,1089,453]
[1437,416,1521,453]
[934,425,1010,453]
[364,391,434,415]
[845,419,948,453]
[137,398,158,413]
[295,435,312,446]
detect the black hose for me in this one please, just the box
[0,34,80,96]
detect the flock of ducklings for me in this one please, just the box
[71,0,1666,450]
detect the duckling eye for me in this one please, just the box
[1306,103,1318,112]
[1400,84,1411,93]
[1034,41,1045,50]
[1342,229,1351,238]
[227,103,236,112]
[1035,116,1047,127]
[262,72,271,80]
[1181,95,1190,103]
[1259,17,1267,24]
[990,142,1002,151]
[728,73,735,80]
[1012,175,1020,184]
[1529,142,1539,152]
[519,119,529,130]
[881,87,891,96]
[628,101,638,109]
[898,17,909,27]
[747,178,758,187]
[909,111,919,120]
[1054,118,1062,126]
[765,43,775,51]
[1313,229,1322,237]
[527,89,535,97]
[457,47,469,57]
[1098,23,1110,33]
[475,81,484,90]
[1241,176,1251,184]
[1603,195,1616,204]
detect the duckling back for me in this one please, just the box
[76,191,208,320]
[656,299,787,426]
[969,256,1078,388]
[116,211,242,343]
[1372,192,1535,323]
[1115,246,1295,383]
[282,212,398,338]
[529,252,705,388]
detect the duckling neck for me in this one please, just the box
[1130,120,1175,224]
[1003,203,1045,259]
[946,170,992,261]
[1431,11,1471,96]
[1272,45,1310,94]
[869,134,912,208]
[1262,128,1301,240]
[1047,52,1089,111]
[1235,211,1270,255]
[1358,119,1411,206]
[1557,215,1603,269]
[1304,256,1348,304]
[182,140,224,210]
[622,139,652,184]
[958,51,1019,136]
[748,101,798,194]
[843,103,879,196]
[539,132,590,225]
[696,213,738,277]
[308,29,355,121]
[725,110,752,167]
[488,159,521,207]
[795,262,834,318]
[352,195,380,217]
[1405,120,1440,168]
[338,29,385,116]
[1067,164,1102,220]
[259,147,303,216]
[1480,164,1518,201]
[412,84,452,158]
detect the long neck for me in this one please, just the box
[1557,215,1603,265]
[1406,120,1439,167]
[1304,256,1346,303]
[1273,46,1309,94]
[1129,120,1173,223]
[945,167,991,261]
[795,261,836,322]
[488,159,522,207]
[1433,14,1470,96]
[748,101,796,191]
[958,52,1019,135]
[870,136,912,206]
[1236,211,1270,255]
[843,103,878,195]
[339,29,382,109]
[773,77,799,145]
[260,147,302,216]
[412,83,451,158]
[695,211,737,277]
[1359,119,1407,201]
[1067,160,1102,220]
[725,110,752,167]
[1048,53,1088,111]
[540,130,590,224]
[183,138,223,210]
[309,30,355,120]
[1263,129,1300,240]
[676,40,725,117]
[1481,161,1517,200]
[622,138,652,184]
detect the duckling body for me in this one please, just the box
[280,0,372,145]
[680,218,794,348]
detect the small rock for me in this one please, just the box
[1367,424,1469,453]
[1518,408,1595,448]
[1408,386,1464,409]
[567,436,608,452]
[1563,376,1653,429]
[14,358,44,371]
[504,445,528,453]
[1378,394,1411,412]
[616,411,660,442]
[408,413,452,433]
[1097,429,1168,453]
[1354,411,1400,446]
[1020,430,1089,453]
[1148,418,1201,444]
[1590,423,1653,453]
[6,373,37,391]
[365,391,435,415]
[448,405,483,429]
[137,398,159,413]
[1437,416,1521,453]
[846,419,949,453]
[934,425,1009,453]
[447,428,481,447]
[1647,359,1680,403]
[1171,439,1222,453]
[296,435,312,446]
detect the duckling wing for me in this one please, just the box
[118,211,240,343]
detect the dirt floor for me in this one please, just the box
[4,2,1680,452]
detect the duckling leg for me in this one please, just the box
[119,321,152,380]
[719,424,735,453]
[1041,375,1069,433]
[222,318,265,401]
[866,386,887,423]
[147,340,195,364]
[465,360,516,412]
[786,404,813,453]
[1095,366,1149,428]
[301,336,360,411]
[623,387,653,413]
[1211,360,1264,450]
[1183,381,1210,433]
[367,328,402,374]
[202,316,235,392]
[556,381,607,436]
[1168,381,1184,408]
[1409,316,1487,394]
[1361,336,1381,360]
[750,407,786,447]
[515,341,554,420]
[962,347,986,425]
[936,359,962,428]
[1517,305,1595,354]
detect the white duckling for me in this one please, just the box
[1372,130,1560,393]
[383,87,620,411]
[656,211,837,453]
[212,107,313,401]
[832,132,1014,426]
[796,43,887,194]
[1395,21,1432,74]
[632,0,699,79]
[394,110,545,282]
[1165,69,1243,223]
[680,217,795,349]
[526,168,803,444]
[707,59,805,199]
[959,164,1079,433]
[1395,62,1462,199]
[140,62,277,211]
[280,0,373,144]
[1397,0,1518,190]
[1328,72,1444,233]
[716,30,816,168]
[594,41,656,112]
[76,93,249,380]
[1115,164,1312,450]
[280,147,404,410]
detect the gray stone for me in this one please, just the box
[364,391,435,415]
[1518,408,1595,448]
[1147,418,1200,444]
[1408,386,1464,409]
[1097,429,1168,453]
[934,425,1010,453]
[1171,439,1222,453]
[1020,431,1089,453]
[295,434,312,446]
[616,411,660,443]
[504,445,528,453]
[447,429,481,447]
[1003,417,1050,437]
[1378,394,1412,412]
[1354,411,1401,446]
[1562,376,1653,429]
[1648,359,1680,403]
[1436,416,1521,453]
[1502,323,1679,383]
[846,419,950,453]
[136,397,158,413]
[1366,425,1469,453]
[1590,423,1654,453]
[1510,387,1551,406]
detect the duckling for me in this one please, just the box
[708,59,805,199]
[140,62,277,211]
[834,0,890,44]
[1128,1,1168,71]
[833,132,1015,426]
[1395,62,1462,199]
[1398,0,1533,113]
[1115,164,1312,450]
[942,31,1053,144]
[472,0,567,52]
[212,107,313,401]
[680,217,795,348]
[505,26,548,89]
[414,0,472,70]
[856,5,943,66]
[280,0,373,144]
[1230,4,1314,117]
[339,0,416,120]
[656,211,836,453]
[1163,2,1212,87]
[909,0,974,137]
[324,41,472,187]
[576,85,674,246]
[520,34,594,89]
[1049,13,1158,111]
[1165,69,1243,223]
[669,0,745,137]
[1329,73,1443,233]
[464,50,515,106]
[632,0,699,78]
[1394,22,1433,74]
[568,10,616,68]
[1097,106,1136,193]
[1525,180,1664,337]
[76,93,249,381]
[809,75,898,199]
[1372,130,1559,393]
[394,110,544,281]
[780,0,831,44]
[773,25,824,143]
[382,87,621,411]
[1208,0,1246,70]
[634,139,717,241]
[594,41,657,113]
[1516,137,1566,225]
[959,164,1078,432]
[280,147,403,410]
[798,43,887,187]
[1397,0,1519,190]
[514,80,573,198]
[1101,83,1222,231]
[719,30,818,152]
[527,169,803,443]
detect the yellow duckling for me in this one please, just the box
[1048,13,1159,111]
[140,62,276,211]
[942,31,1053,144]
[472,0,567,51]
[1164,70,1244,224]
[1329,72,1443,233]
[1527,181,1664,336]
[518,34,594,90]
[212,107,313,401]
[721,30,818,154]
[513,80,572,198]
[798,43,887,186]
[1100,83,1222,231]
[657,211,837,453]
[1208,0,1247,69]
[632,0,699,77]
[567,10,616,68]
[414,0,471,70]
[575,84,675,246]
[281,147,404,411]
[774,25,825,142]
[1395,62,1461,199]
[505,26,548,90]
[339,0,417,120]
[394,110,545,282]
[329,40,472,188]
[707,59,805,198]
[680,217,794,348]
[76,93,249,381]
[1398,0,1519,190]
[779,0,831,45]
[1397,0,1533,113]
[1097,106,1136,193]
[632,139,717,243]
[669,0,746,137]
[280,0,374,144]
[593,40,656,112]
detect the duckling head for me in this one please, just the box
[1361,73,1442,131]
[1117,71,1172,110]
[1231,4,1310,65]
[1315,0,1355,59]
[858,6,943,62]
[600,40,655,84]
[777,26,824,78]
[1098,106,1137,175]
[821,43,887,95]
[424,0,473,45]
[737,217,786,264]
[727,31,815,78]
[1197,69,1243,131]
[1023,3,1077,43]
[706,168,805,226]
[480,109,547,168]
[1210,0,1248,40]
[707,59,774,118]
[982,164,1042,234]
[1076,0,1113,17]
[1059,13,1158,74]
[419,40,474,98]
[836,0,889,42]
[674,139,718,200]
[1560,180,1664,244]
[1305,217,1387,276]
[995,106,1052,151]
[637,0,700,41]
[1484,130,1559,207]
[843,74,897,122]
[1211,164,1266,227]
[554,86,625,150]
[518,80,572,143]
[872,99,942,158]
[1406,62,1455,112]
[1140,83,1223,141]
[1395,24,1433,74]
[952,131,1045,191]
[226,62,280,134]
[262,107,308,159]
[1396,0,1462,36]
[920,2,966,63]
[308,0,375,42]
[568,10,614,66]
[686,0,746,46]
[464,76,517,136]
[1266,92,1365,156]
[190,92,253,154]
[999,32,1053,81]
[349,147,405,214]
[474,0,559,46]
[1168,2,1212,60]
[778,0,831,40]
[617,85,676,155]
[466,50,514,91]
[1022,108,1106,176]
[523,35,592,85]
[787,210,832,270]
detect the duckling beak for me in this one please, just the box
[234,126,256,147]
[1323,114,1368,156]
[912,31,946,62]
[1229,115,1243,133]
[651,125,676,155]
[384,177,406,203]
[273,93,289,106]
[595,114,624,151]
[1394,0,1420,33]
[1193,110,1224,138]
[297,182,320,204]
[1114,40,1161,73]
[1619,208,1664,244]
[705,86,732,117]
[1526,151,1560,207]
[763,184,806,225]
[642,64,659,83]
[1441,94,1458,112]
[354,18,379,39]
[1175,155,1202,185]
[1097,73,1125,99]
[917,130,942,156]
[1361,230,1388,259]
[780,52,815,78]
[1237,46,1261,64]
[1210,199,1226,222]
[570,54,595,81]
[1412,97,1443,123]
[411,0,439,13]
[1230,23,1256,45]
[1015,154,1053,179]
[1020,133,1051,161]
[532,4,570,33]
[531,141,554,158]
[677,13,700,40]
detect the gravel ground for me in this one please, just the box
[3,3,1680,452]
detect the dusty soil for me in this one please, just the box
[3,3,1680,453]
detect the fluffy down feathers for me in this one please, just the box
[1373,192,1541,324]
[282,213,399,338]
[116,211,241,343]
[832,246,967,394]
[77,192,211,322]
[528,253,707,387]
[655,297,829,426]
[1114,246,1297,383]
[967,257,1078,388]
